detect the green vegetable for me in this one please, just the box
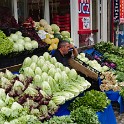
[44,115,76,124]
[69,90,110,112]
[70,106,100,124]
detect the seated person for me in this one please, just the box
[52,40,78,67]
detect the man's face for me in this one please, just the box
[62,43,70,54]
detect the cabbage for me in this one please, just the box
[51,24,60,33]
[17,39,25,45]
[1,77,11,90]
[52,96,65,105]
[17,43,24,52]
[43,52,51,60]
[61,71,68,81]
[64,67,70,74]
[24,42,32,50]
[33,75,42,86]
[48,68,56,77]
[13,44,19,52]
[10,34,18,42]
[5,69,14,80]
[35,67,42,75]
[5,94,14,107]
[23,67,34,77]
[42,64,49,72]
[31,55,38,63]
[18,74,25,82]
[48,100,58,114]
[13,80,24,94]
[24,37,31,42]
[61,31,70,38]
[54,72,61,82]
[31,40,38,49]
[0,88,6,101]
[37,58,45,68]
[41,81,52,96]
[22,57,32,67]
[11,102,23,110]
[41,72,48,81]
[50,57,57,64]
[30,62,37,70]
[65,86,80,96]
[24,84,38,96]
[68,69,78,80]
[55,62,64,70]
[16,31,22,37]
[1,107,12,117]
[30,109,40,116]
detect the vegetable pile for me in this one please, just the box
[70,106,100,124]
[100,71,121,92]
[20,52,91,103]
[68,90,110,112]
[0,30,14,55]
[8,31,38,52]
[0,69,58,122]
[76,52,109,73]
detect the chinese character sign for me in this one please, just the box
[114,0,120,22]
[78,0,90,31]
[120,0,124,23]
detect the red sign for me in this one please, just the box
[78,0,90,33]
[120,0,124,23]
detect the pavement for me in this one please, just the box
[112,102,124,124]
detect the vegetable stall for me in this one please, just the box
[0,14,122,123]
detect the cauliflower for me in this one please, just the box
[51,24,60,34]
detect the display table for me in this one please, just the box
[55,103,117,124]
[105,90,124,113]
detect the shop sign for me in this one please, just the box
[120,0,124,23]
[114,0,120,22]
[78,0,90,31]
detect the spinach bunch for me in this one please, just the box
[69,90,110,112]
[43,115,76,124]
[70,106,100,124]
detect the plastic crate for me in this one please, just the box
[105,90,120,101]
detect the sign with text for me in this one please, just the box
[114,0,120,22]
[78,0,90,32]
[120,0,124,23]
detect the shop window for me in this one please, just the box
[49,0,71,32]
[17,0,45,24]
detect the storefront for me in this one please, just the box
[0,0,110,47]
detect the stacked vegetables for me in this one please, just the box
[20,52,91,103]
[69,90,110,112]
[34,19,74,51]
[76,52,109,73]
[0,70,52,123]
[0,30,14,56]
[8,31,38,52]
[0,52,91,123]
[100,72,121,91]
[68,90,110,124]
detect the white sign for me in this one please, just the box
[82,17,90,29]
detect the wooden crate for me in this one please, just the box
[0,64,22,73]
[68,58,98,80]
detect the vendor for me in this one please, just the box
[52,40,78,67]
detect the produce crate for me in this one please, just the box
[68,58,99,80]
[0,64,21,73]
